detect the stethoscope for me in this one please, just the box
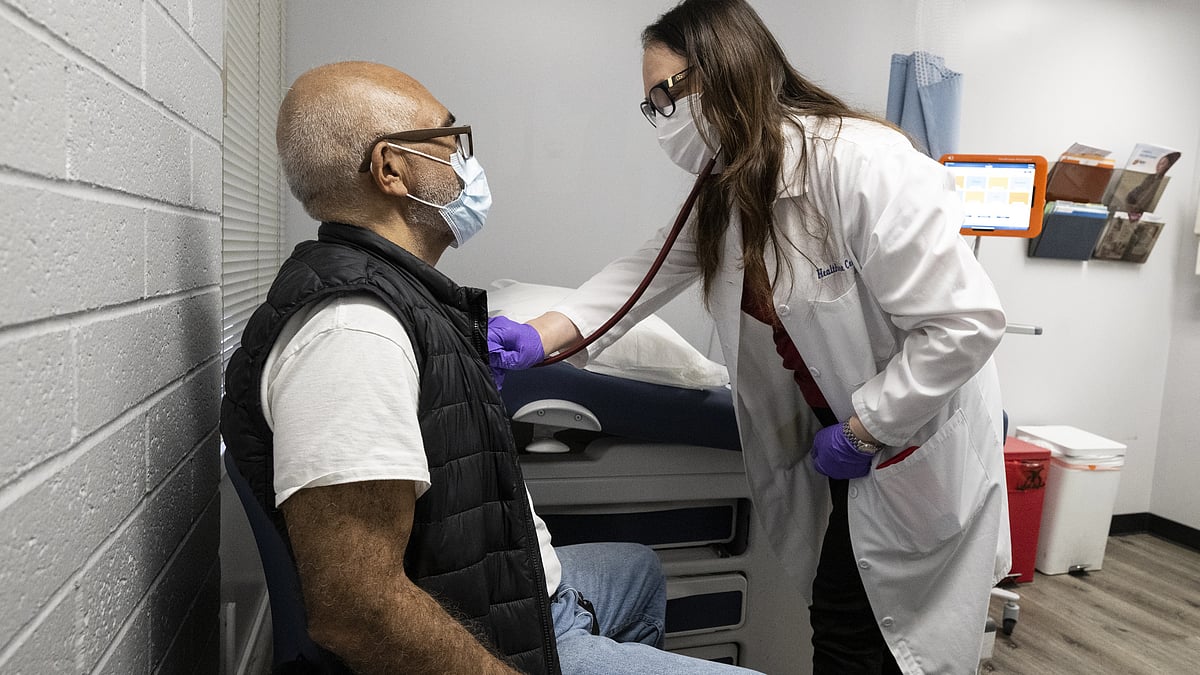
[538,155,720,366]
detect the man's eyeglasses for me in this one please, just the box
[639,68,690,127]
[358,125,473,173]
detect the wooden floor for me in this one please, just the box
[980,534,1200,674]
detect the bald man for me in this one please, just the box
[220,62,760,675]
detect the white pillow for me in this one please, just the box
[487,279,729,390]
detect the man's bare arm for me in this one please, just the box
[281,480,521,675]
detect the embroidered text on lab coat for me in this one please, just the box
[817,259,854,280]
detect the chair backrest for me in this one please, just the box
[224,451,352,673]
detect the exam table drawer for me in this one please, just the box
[539,500,742,549]
[518,437,750,506]
[668,643,740,665]
[665,573,748,637]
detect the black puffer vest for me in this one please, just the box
[220,222,559,674]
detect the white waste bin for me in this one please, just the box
[1015,425,1126,575]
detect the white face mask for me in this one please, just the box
[656,93,719,175]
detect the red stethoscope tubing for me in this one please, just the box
[538,155,719,366]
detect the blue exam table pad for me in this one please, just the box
[500,362,741,452]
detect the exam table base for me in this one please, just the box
[518,435,810,672]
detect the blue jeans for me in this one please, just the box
[552,542,762,675]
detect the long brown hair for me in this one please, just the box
[643,0,878,299]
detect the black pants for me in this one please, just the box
[809,477,903,674]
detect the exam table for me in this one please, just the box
[502,363,809,672]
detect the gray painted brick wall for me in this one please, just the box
[0,0,223,672]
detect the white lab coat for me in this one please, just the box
[551,116,1012,674]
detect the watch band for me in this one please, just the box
[842,420,881,455]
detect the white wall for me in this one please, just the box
[285,1,1200,528]
[0,0,223,671]
[957,0,1200,524]
[1155,185,1200,527]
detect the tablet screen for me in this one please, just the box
[941,154,1047,238]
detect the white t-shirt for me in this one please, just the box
[261,294,561,596]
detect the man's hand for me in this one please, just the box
[811,422,875,480]
[486,316,544,388]
[282,480,521,675]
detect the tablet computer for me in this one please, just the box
[940,154,1048,238]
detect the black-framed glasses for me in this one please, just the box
[639,68,690,127]
[358,125,473,173]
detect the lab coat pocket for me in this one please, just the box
[803,282,886,390]
[869,409,988,554]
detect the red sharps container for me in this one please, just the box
[1003,437,1051,583]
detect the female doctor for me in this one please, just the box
[490,0,1011,672]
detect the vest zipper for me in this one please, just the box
[513,451,561,674]
[473,316,488,361]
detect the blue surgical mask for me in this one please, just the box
[400,150,492,248]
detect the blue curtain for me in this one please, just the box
[886,51,962,160]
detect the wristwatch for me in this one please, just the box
[842,420,881,455]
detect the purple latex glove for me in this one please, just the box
[810,423,874,480]
[486,316,545,389]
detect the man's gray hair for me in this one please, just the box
[276,74,417,221]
